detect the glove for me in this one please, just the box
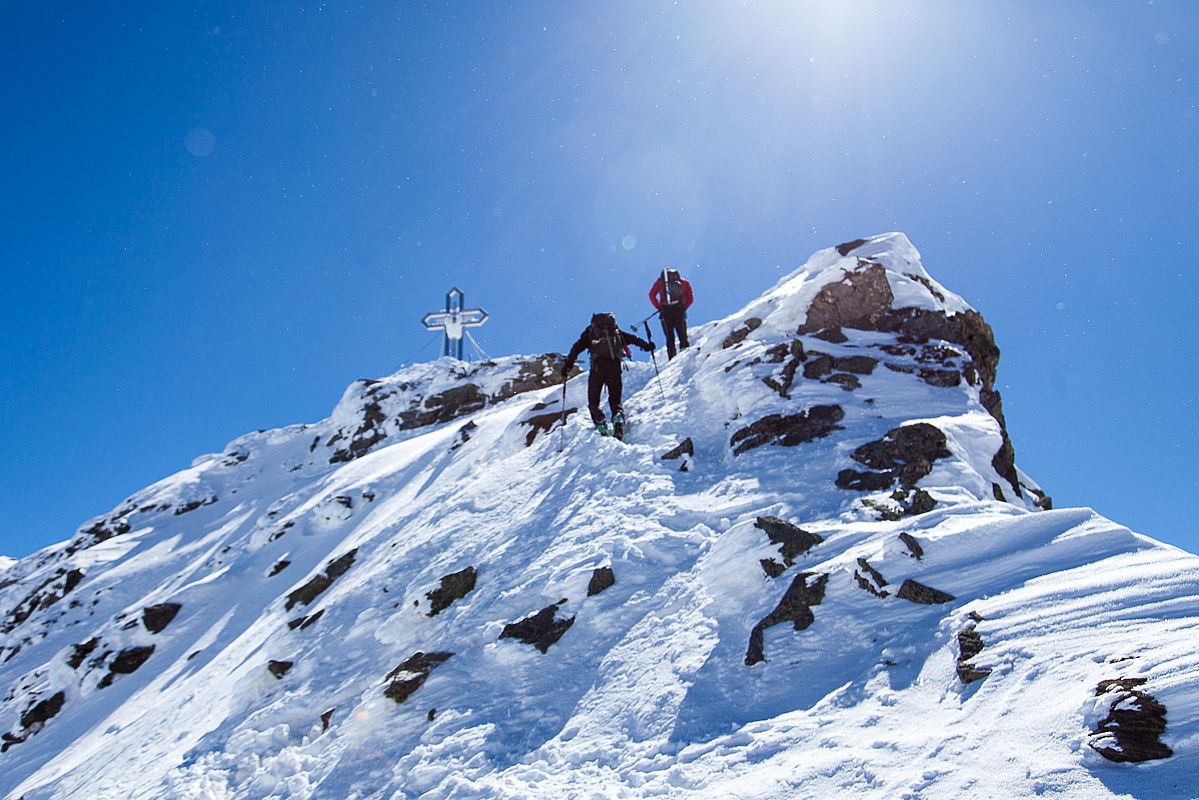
[640,342,654,352]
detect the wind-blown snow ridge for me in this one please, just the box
[1,233,1196,799]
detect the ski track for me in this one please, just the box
[2,233,1197,800]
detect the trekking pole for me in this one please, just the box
[643,321,667,403]
[634,309,661,329]
[558,373,569,452]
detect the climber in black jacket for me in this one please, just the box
[563,312,653,437]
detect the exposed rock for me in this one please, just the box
[834,355,879,375]
[268,559,291,577]
[800,263,895,334]
[836,469,894,492]
[992,483,1007,502]
[587,567,616,597]
[762,343,806,398]
[753,516,824,566]
[871,488,938,521]
[2,568,86,634]
[835,238,868,256]
[824,373,861,392]
[895,579,955,605]
[956,626,991,683]
[885,362,915,374]
[287,609,325,631]
[660,438,694,461]
[854,558,889,598]
[110,645,156,674]
[67,637,99,669]
[991,436,1022,499]
[142,602,182,634]
[321,708,334,731]
[521,404,577,447]
[267,660,293,679]
[451,421,478,451]
[836,423,951,492]
[1089,678,1173,763]
[918,368,961,388]
[174,497,218,515]
[21,690,65,733]
[730,405,844,456]
[499,602,576,653]
[285,549,358,611]
[384,651,453,704]
[1027,486,1053,510]
[721,317,762,349]
[811,327,848,343]
[745,572,829,666]
[426,567,477,616]
[803,353,834,380]
[898,533,924,559]
[760,559,786,579]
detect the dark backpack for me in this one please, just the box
[588,312,623,360]
[662,269,685,306]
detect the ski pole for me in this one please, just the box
[634,309,661,329]
[643,321,667,403]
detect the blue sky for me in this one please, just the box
[1,1,1196,558]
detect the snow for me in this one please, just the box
[2,233,1196,799]
[0,557,14,573]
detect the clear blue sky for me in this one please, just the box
[2,2,1196,559]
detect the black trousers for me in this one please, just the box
[588,358,623,424]
[660,306,689,359]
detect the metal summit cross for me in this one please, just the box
[422,287,489,360]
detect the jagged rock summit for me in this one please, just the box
[2,233,1196,799]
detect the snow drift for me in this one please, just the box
[2,233,1196,799]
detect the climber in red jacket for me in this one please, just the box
[648,268,694,359]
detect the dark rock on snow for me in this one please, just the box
[1,567,85,634]
[956,626,992,684]
[660,438,694,461]
[836,469,895,492]
[67,637,99,669]
[268,559,291,577]
[142,602,182,634]
[287,608,325,631]
[587,567,616,597]
[760,559,787,579]
[854,558,889,598]
[426,567,477,616]
[267,660,294,679]
[745,572,829,666]
[1089,677,1174,763]
[835,238,869,256]
[730,405,844,456]
[836,423,951,492]
[811,326,848,343]
[721,317,762,349]
[384,651,453,704]
[898,532,924,559]
[109,645,156,675]
[895,579,955,605]
[753,516,824,566]
[499,602,576,653]
[285,549,358,611]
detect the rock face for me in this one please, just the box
[384,652,453,704]
[730,405,844,456]
[267,660,293,679]
[745,572,829,665]
[753,517,824,566]
[956,626,991,684]
[1,568,85,634]
[586,567,616,597]
[895,579,955,605]
[426,567,477,616]
[141,603,182,634]
[1089,678,1174,763]
[285,550,358,611]
[499,602,576,653]
[836,423,951,492]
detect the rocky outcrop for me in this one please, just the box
[520,403,577,447]
[67,637,99,669]
[836,423,950,492]
[426,567,477,616]
[285,549,358,611]
[956,621,991,684]
[660,438,694,462]
[384,652,453,704]
[1,567,85,634]
[98,645,157,688]
[287,609,325,631]
[267,660,293,679]
[1,690,66,753]
[499,601,576,653]
[898,532,924,559]
[1089,677,1174,762]
[730,405,844,456]
[174,497,218,515]
[753,517,823,566]
[142,603,182,634]
[895,579,955,605]
[722,318,762,349]
[853,558,889,598]
[587,567,616,597]
[745,572,828,666]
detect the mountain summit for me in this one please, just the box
[2,233,1196,799]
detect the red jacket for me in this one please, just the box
[649,275,694,311]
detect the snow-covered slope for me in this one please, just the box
[2,233,1196,800]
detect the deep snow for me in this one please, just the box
[1,233,1196,800]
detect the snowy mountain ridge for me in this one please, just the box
[2,233,1197,799]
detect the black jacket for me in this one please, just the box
[565,326,652,367]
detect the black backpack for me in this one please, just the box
[588,312,623,360]
[662,269,685,306]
